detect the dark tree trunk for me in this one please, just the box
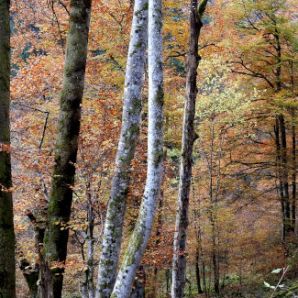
[130,266,146,298]
[20,259,39,298]
[41,1,92,297]
[165,269,170,297]
[275,115,292,241]
[0,0,16,297]
[171,1,208,297]
[20,210,47,298]
[279,115,291,226]
[210,212,220,295]
[291,111,296,232]
[195,248,203,294]
[273,22,292,239]
[82,192,96,298]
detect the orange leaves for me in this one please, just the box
[0,143,11,153]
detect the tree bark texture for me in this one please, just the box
[275,115,292,241]
[95,1,148,297]
[41,1,91,297]
[171,1,208,297]
[111,0,164,296]
[0,0,16,297]
[81,193,96,298]
[291,112,296,232]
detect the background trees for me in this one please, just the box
[2,0,298,297]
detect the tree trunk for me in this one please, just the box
[20,210,47,298]
[291,111,296,232]
[275,115,292,241]
[194,211,203,295]
[95,0,148,296]
[130,266,146,298]
[279,114,291,232]
[81,187,96,298]
[171,1,208,297]
[211,219,220,295]
[41,1,91,297]
[273,23,292,239]
[166,269,170,297]
[111,0,164,296]
[20,259,39,298]
[152,194,164,298]
[195,248,203,294]
[0,0,16,297]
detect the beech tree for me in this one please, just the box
[41,0,92,297]
[230,0,298,242]
[171,1,208,297]
[111,0,164,296]
[0,0,16,297]
[95,1,148,296]
[4,0,298,296]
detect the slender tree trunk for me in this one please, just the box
[111,0,164,296]
[195,247,203,294]
[279,114,291,232]
[87,202,95,298]
[211,217,220,295]
[95,1,148,297]
[193,209,203,295]
[273,24,292,238]
[275,115,292,241]
[130,266,146,298]
[41,1,91,297]
[291,111,296,232]
[275,119,286,240]
[166,269,170,297]
[171,1,208,297]
[0,1,16,297]
[81,186,96,298]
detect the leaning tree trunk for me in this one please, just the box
[111,0,164,296]
[0,1,16,297]
[171,1,208,297]
[41,1,91,297]
[95,1,148,297]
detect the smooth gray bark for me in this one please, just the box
[171,1,208,297]
[111,0,164,296]
[95,1,148,297]
[41,1,92,297]
[0,0,16,297]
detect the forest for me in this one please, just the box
[0,0,297,297]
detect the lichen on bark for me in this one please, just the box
[111,0,164,297]
[95,1,148,297]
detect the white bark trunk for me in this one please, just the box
[111,0,164,297]
[95,1,148,297]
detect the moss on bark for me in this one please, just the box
[41,0,91,297]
